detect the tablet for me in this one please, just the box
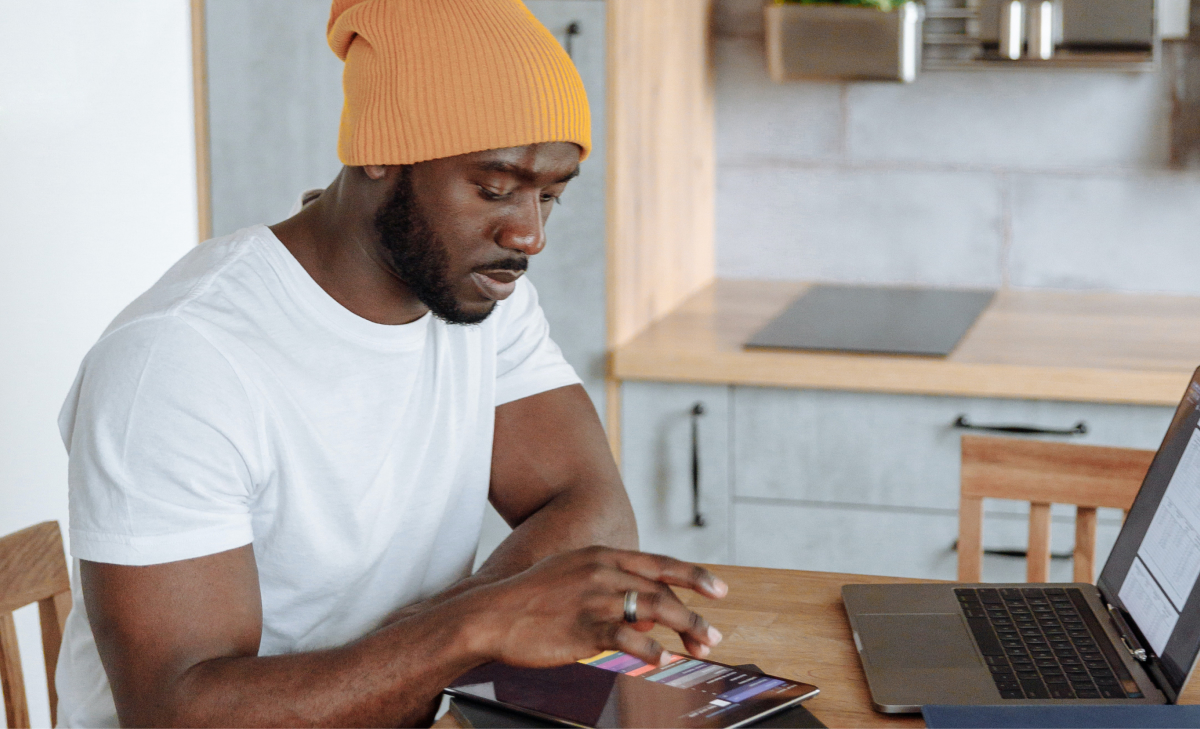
[445,651,820,728]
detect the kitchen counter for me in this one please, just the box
[610,280,1200,406]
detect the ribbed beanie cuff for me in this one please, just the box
[328,0,592,166]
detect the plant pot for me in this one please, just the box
[764,1,925,82]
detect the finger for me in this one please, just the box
[613,624,671,667]
[618,580,723,649]
[612,552,728,599]
[681,633,711,659]
[631,620,655,632]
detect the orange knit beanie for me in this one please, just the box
[327,0,591,166]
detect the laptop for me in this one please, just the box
[844,366,1200,712]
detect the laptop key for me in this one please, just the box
[1020,680,1050,699]
[1000,690,1025,699]
[1076,689,1102,698]
[1099,686,1127,699]
[1050,687,1075,699]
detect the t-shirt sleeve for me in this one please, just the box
[59,317,259,566]
[493,277,582,406]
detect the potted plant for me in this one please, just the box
[764,0,925,82]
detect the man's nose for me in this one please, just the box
[498,195,546,255]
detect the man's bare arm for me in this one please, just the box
[83,547,484,727]
[482,383,637,575]
[85,543,725,727]
[381,384,636,624]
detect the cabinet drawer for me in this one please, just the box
[732,387,1173,510]
[733,501,1122,582]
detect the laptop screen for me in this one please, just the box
[1099,368,1200,697]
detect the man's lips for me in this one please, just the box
[470,269,524,301]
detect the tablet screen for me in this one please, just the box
[445,651,819,728]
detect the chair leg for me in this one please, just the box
[1074,507,1098,584]
[38,591,71,727]
[959,496,984,582]
[1027,503,1052,583]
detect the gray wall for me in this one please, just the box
[206,0,344,237]
[714,0,1200,294]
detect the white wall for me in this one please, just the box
[0,2,198,724]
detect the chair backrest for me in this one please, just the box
[0,522,71,729]
[958,435,1155,584]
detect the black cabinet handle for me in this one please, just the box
[952,540,1072,560]
[953,415,1087,437]
[691,403,706,527]
[565,21,581,58]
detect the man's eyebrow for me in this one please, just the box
[474,161,580,184]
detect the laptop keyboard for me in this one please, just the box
[955,587,1144,700]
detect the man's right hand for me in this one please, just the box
[462,546,727,669]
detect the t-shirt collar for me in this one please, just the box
[253,224,431,351]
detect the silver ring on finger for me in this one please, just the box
[623,590,638,623]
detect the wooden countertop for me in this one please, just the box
[611,280,1200,406]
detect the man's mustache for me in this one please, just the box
[475,256,528,273]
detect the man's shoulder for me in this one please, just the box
[103,226,270,337]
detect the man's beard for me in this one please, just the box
[373,167,525,325]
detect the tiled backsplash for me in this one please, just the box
[715,0,1200,294]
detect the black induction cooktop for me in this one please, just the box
[744,284,996,357]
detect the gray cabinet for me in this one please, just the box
[619,382,1175,582]
[620,382,732,564]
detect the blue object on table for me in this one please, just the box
[922,704,1200,728]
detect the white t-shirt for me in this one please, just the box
[54,224,580,727]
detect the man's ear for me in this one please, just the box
[363,165,389,180]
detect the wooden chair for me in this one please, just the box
[958,435,1156,584]
[0,522,71,729]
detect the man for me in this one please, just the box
[54,1,725,726]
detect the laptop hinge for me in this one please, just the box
[1107,604,1149,662]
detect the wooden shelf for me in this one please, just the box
[611,279,1200,406]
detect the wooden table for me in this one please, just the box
[438,565,1200,728]
[612,279,1200,406]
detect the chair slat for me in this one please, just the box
[0,612,30,729]
[0,524,70,615]
[958,496,984,581]
[1074,507,1098,583]
[961,435,1151,510]
[1026,503,1053,583]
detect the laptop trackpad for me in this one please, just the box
[857,613,979,670]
